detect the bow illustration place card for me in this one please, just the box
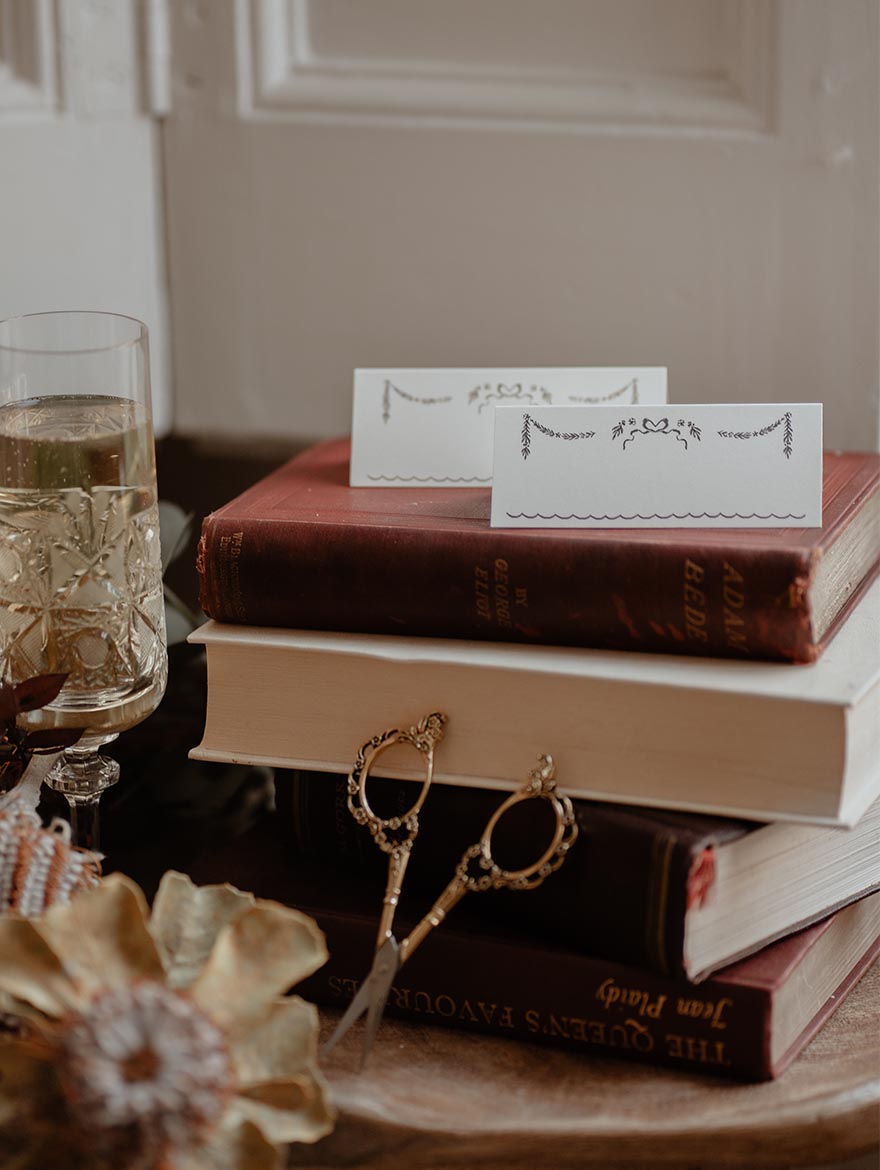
[491,403,823,528]
[349,367,667,486]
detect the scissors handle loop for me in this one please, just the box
[347,712,447,856]
[399,754,578,962]
[347,712,447,947]
[474,754,577,891]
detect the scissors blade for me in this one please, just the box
[360,937,400,1065]
[322,936,400,1059]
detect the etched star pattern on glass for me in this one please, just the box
[0,314,168,848]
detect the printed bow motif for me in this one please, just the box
[470,383,553,414]
[612,417,702,450]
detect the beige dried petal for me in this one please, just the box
[35,873,163,995]
[231,1073,336,1145]
[0,917,79,1017]
[151,871,256,989]
[231,997,320,1086]
[191,903,328,1031]
[176,1117,282,1170]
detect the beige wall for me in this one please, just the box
[163,0,879,451]
[1,2,877,449]
[0,0,172,433]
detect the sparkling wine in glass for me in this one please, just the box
[0,312,168,848]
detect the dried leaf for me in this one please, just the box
[23,728,83,753]
[0,917,81,1017]
[233,1073,335,1144]
[177,1118,281,1170]
[0,682,18,723]
[192,904,328,1032]
[37,874,163,996]
[151,871,255,990]
[13,675,68,714]
[231,997,320,1085]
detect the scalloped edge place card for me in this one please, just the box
[349,367,667,487]
[490,403,823,529]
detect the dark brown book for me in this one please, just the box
[279,771,880,982]
[186,819,880,1082]
[197,438,879,662]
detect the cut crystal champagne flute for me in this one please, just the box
[0,312,168,848]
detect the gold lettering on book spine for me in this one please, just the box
[473,560,529,629]
[676,995,733,1030]
[326,973,734,1068]
[682,557,752,655]
[683,558,709,643]
[217,529,247,622]
[722,561,749,654]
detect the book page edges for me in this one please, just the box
[769,898,880,1073]
[684,797,880,978]
[838,677,880,825]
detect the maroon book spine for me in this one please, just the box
[296,897,879,1082]
[196,440,879,663]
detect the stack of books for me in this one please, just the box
[190,438,880,1081]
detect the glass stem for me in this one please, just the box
[47,743,119,851]
[66,792,103,853]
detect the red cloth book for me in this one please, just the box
[197,438,879,662]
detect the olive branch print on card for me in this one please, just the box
[521,413,595,459]
[718,411,793,459]
[382,380,453,423]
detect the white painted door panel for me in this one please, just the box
[165,0,878,451]
[0,0,171,433]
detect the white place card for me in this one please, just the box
[490,403,823,528]
[349,367,667,486]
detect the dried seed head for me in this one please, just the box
[60,981,235,1161]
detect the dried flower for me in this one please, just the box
[0,871,334,1169]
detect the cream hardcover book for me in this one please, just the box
[190,579,880,826]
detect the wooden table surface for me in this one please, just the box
[289,961,879,1170]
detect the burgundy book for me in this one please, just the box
[278,771,880,982]
[299,889,879,1083]
[196,438,879,662]
[186,819,880,1082]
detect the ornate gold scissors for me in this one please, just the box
[323,713,579,1064]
